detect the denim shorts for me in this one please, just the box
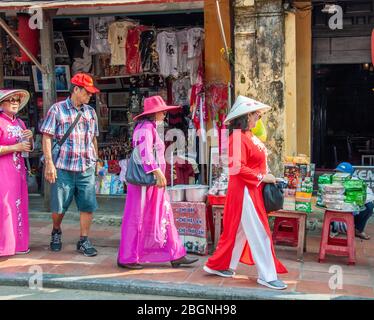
[51,166,97,214]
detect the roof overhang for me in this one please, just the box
[0,0,204,16]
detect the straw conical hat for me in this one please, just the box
[224,95,271,125]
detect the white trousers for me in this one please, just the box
[229,187,278,282]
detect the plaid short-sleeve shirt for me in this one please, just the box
[40,97,99,172]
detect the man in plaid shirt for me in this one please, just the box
[41,73,100,257]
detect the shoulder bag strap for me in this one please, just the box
[57,111,83,147]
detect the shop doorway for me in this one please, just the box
[312,64,374,168]
[311,0,374,169]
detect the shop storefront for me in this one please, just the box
[0,0,233,253]
[0,0,232,196]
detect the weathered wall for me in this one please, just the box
[234,0,285,176]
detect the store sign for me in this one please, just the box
[171,202,207,255]
[353,166,374,188]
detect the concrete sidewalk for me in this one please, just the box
[1,217,374,300]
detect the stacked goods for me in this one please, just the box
[295,177,313,213]
[317,173,364,211]
[283,155,315,213]
[322,183,346,210]
[316,174,333,206]
[343,178,366,208]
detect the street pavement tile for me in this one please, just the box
[301,270,333,283]
[113,266,192,283]
[185,268,225,286]
[295,280,335,295]
[49,263,92,276]
[221,277,256,289]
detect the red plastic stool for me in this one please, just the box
[318,210,356,265]
[272,217,299,247]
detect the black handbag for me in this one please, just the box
[263,182,284,213]
[125,146,157,186]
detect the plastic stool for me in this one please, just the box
[272,217,299,247]
[318,210,356,265]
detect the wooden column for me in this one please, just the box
[40,9,56,210]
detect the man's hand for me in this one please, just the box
[45,161,57,184]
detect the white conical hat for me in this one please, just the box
[223,95,271,125]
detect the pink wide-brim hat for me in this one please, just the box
[132,95,181,121]
[0,89,30,112]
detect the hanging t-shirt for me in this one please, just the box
[187,28,204,84]
[126,25,148,74]
[139,29,159,73]
[172,76,191,107]
[176,30,188,74]
[89,17,115,54]
[108,21,135,66]
[187,27,204,59]
[156,31,178,78]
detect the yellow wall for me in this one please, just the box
[296,2,312,156]
[284,11,297,157]
[284,2,312,157]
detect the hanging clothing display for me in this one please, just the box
[89,17,115,54]
[187,27,204,59]
[139,29,159,73]
[187,28,204,84]
[126,25,148,74]
[172,76,191,107]
[108,21,135,65]
[176,30,188,75]
[206,83,229,153]
[156,31,178,78]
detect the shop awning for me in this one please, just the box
[0,0,203,14]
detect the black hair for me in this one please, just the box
[70,85,80,95]
[228,113,254,135]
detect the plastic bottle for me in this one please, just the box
[20,135,29,158]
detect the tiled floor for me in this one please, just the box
[0,219,374,299]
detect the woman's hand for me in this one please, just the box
[45,161,57,184]
[14,141,32,153]
[262,173,276,184]
[22,129,33,139]
[153,169,167,188]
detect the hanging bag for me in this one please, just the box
[125,146,157,186]
[263,182,284,213]
[125,121,157,186]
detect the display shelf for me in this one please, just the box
[4,76,31,81]
[98,73,160,80]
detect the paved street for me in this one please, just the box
[0,217,373,300]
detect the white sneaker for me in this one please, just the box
[257,278,287,290]
[203,265,235,278]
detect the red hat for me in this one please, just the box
[133,96,180,121]
[71,73,100,94]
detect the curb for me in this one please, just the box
[0,273,371,300]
